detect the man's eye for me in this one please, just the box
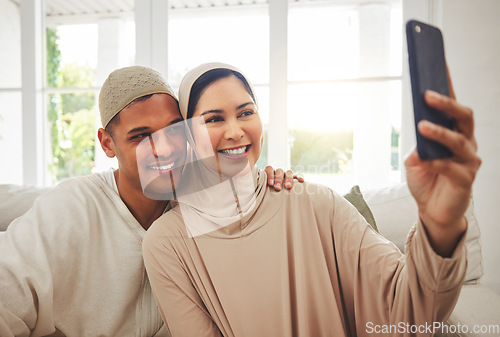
[131,133,150,141]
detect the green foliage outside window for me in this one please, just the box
[46,28,96,182]
[290,128,353,175]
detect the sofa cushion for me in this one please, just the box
[343,185,379,233]
[0,184,52,231]
[363,182,483,283]
[0,182,482,283]
[436,284,500,337]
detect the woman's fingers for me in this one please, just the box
[424,90,475,143]
[417,120,477,162]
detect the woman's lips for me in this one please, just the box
[217,145,250,160]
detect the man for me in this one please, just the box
[0,66,298,337]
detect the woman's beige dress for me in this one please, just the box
[143,169,466,337]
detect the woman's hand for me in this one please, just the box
[265,166,305,191]
[405,72,481,257]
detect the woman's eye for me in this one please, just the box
[205,116,224,124]
[239,110,255,118]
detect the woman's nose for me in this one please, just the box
[223,119,244,141]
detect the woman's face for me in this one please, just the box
[191,75,263,176]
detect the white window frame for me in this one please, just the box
[15,0,441,186]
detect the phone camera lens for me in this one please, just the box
[415,25,421,33]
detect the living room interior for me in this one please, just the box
[0,0,499,335]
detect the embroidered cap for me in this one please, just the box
[99,65,176,128]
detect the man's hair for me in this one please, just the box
[104,94,154,138]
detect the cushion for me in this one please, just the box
[343,185,379,233]
[0,184,51,231]
[363,182,483,283]
[437,284,500,337]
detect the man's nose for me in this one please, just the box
[223,119,244,141]
[149,130,175,158]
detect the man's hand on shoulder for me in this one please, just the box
[264,166,305,191]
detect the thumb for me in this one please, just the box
[404,147,421,169]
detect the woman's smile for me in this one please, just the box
[218,145,251,159]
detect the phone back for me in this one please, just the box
[406,20,453,159]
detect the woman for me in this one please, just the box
[143,63,480,337]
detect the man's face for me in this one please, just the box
[107,94,187,199]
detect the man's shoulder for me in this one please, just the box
[147,204,185,236]
[33,174,116,215]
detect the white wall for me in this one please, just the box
[440,0,500,293]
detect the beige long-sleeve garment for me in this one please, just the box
[143,170,467,337]
[0,173,169,337]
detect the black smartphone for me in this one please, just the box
[406,19,454,160]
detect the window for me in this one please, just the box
[45,24,98,183]
[45,19,135,183]
[8,0,406,189]
[167,4,270,167]
[287,0,402,192]
[0,0,22,184]
[167,0,403,192]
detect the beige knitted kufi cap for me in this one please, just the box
[99,65,176,128]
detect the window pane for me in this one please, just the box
[45,19,134,182]
[0,92,23,184]
[287,0,403,193]
[168,7,269,88]
[288,4,359,81]
[288,80,401,193]
[0,0,21,88]
[168,6,270,169]
[288,0,402,81]
[46,92,98,183]
[47,24,98,89]
[288,82,355,192]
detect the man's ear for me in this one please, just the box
[98,128,116,158]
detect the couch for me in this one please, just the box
[1,182,499,336]
[363,183,500,337]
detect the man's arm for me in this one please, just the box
[0,193,66,337]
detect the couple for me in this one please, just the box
[1,62,480,337]
[143,63,480,337]
[0,65,297,337]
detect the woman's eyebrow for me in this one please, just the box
[200,102,255,116]
[237,102,254,110]
[201,109,223,116]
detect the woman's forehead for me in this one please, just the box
[199,76,253,104]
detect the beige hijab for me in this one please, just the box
[175,63,267,238]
